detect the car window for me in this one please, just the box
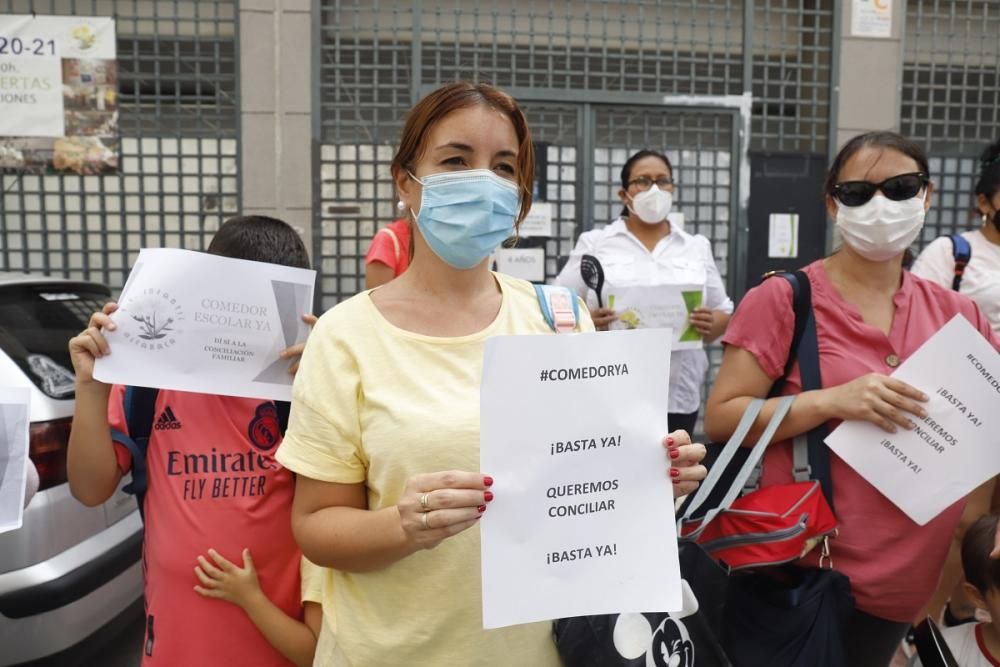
[0,284,110,399]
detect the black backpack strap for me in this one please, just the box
[773,271,834,509]
[690,271,829,518]
[275,401,291,436]
[948,234,972,291]
[913,618,959,667]
[767,271,811,397]
[109,386,159,521]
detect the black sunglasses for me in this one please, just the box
[832,172,929,207]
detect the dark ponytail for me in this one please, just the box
[975,138,1000,230]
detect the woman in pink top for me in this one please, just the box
[364,218,412,288]
[705,131,1000,667]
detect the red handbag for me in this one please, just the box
[678,396,839,572]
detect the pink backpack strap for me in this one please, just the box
[534,284,580,333]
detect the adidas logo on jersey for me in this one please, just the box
[154,406,182,430]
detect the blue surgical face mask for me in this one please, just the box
[408,169,519,269]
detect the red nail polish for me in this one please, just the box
[484,491,494,502]
[670,468,680,478]
[484,476,494,487]
[478,505,487,513]
[666,436,675,446]
[669,449,680,460]
[672,479,681,485]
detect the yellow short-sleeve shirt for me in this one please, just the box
[277,273,592,666]
[299,557,324,606]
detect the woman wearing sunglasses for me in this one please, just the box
[553,149,733,437]
[908,137,1000,634]
[704,131,1000,666]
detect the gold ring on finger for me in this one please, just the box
[421,512,430,529]
[419,493,430,510]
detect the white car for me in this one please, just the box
[0,272,143,666]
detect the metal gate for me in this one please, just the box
[507,95,743,289]
[0,0,240,292]
[902,0,1000,247]
[313,0,838,308]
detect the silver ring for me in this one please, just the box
[419,493,430,510]
[421,512,430,529]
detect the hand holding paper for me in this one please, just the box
[93,248,316,401]
[607,283,705,349]
[398,470,492,551]
[825,315,1000,525]
[821,372,929,434]
[68,301,119,385]
[480,328,682,629]
[278,313,320,375]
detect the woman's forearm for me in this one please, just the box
[704,389,837,446]
[293,504,419,572]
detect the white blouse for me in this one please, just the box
[553,218,734,413]
[911,228,1000,333]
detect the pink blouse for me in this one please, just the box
[723,260,1000,621]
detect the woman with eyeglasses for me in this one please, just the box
[704,131,1000,666]
[907,137,1000,634]
[554,149,733,437]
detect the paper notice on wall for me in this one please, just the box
[480,328,681,628]
[519,202,553,238]
[851,0,892,38]
[768,213,799,258]
[0,14,119,174]
[494,247,546,282]
[825,315,1000,525]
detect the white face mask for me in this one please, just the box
[835,193,927,262]
[628,186,673,224]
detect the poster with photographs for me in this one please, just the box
[0,15,118,175]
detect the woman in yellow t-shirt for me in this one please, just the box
[275,81,708,667]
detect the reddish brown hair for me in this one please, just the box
[390,82,535,225]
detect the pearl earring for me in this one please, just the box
[396,200,405,211]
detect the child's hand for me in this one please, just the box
[68,302,118,384]
[279,313,319,375]
[194,548,263,609]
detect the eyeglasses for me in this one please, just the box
[832,172,929,207]
[627,176,674,190]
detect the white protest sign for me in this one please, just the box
[94,248,315,401]
[0,386,31,534]
[480,328,680,629]
[606,283,704,350]
[825,315,1000,525]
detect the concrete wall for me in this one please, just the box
[834,0,907,150]
[239,0,313,253]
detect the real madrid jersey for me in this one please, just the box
[108,386,302,667]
